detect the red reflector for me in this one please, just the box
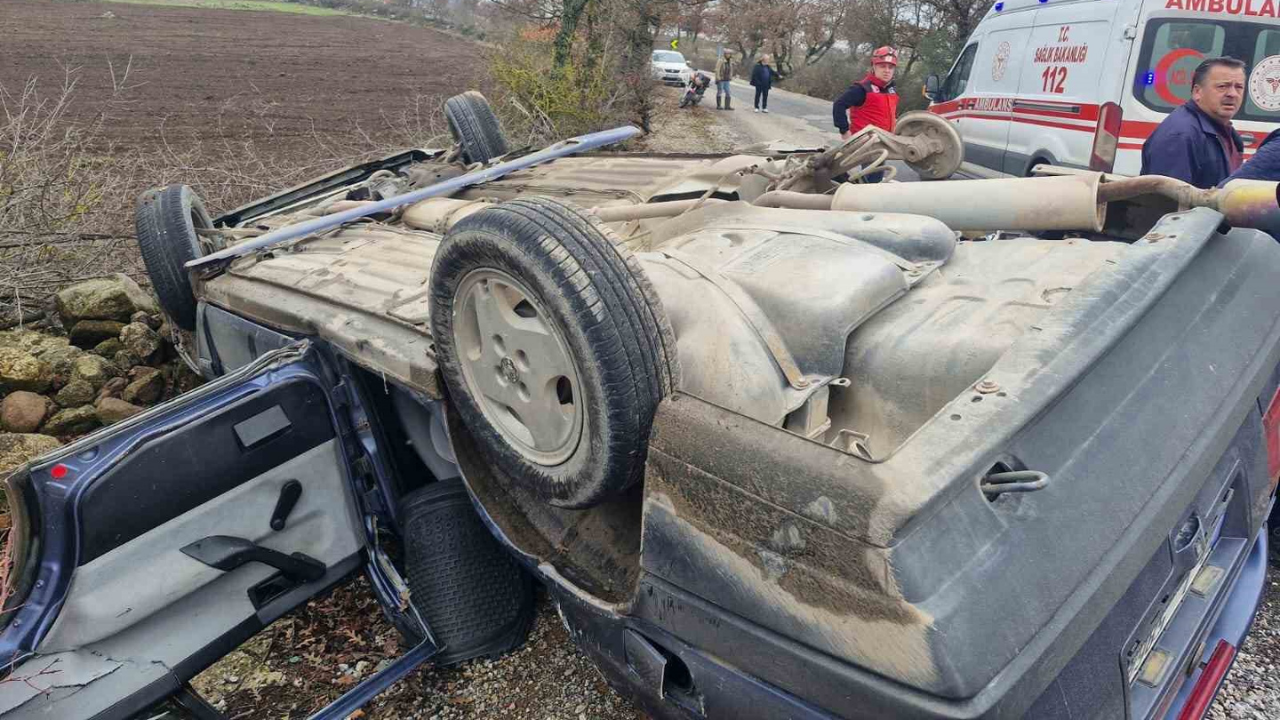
[1264,385,1280,492]
[1176,640,1236,720]
[50,464,68,480]
[1090,102,1123,173]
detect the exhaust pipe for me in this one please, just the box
[830,174,1106,232]
[1217,180,1280,234]
[754,173,1280,235]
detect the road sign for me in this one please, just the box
[670,38,678,50]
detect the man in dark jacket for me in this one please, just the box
[751,55,778,113]
[1141,57,1246,188]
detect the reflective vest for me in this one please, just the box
[848,79,899,134]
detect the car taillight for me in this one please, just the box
[1089,102,1123,173]
[1264,385,1280,495]
[1176,640,1236,720]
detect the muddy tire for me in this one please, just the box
[445,91,510,165]
[135,184,213,331]
[429,198,679,508]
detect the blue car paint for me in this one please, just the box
[1161,524,1270,720]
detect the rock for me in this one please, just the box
[0,392,55,433]
[170,362,204,395]
[69,320,126,348]
[0,329,67,355]
[123,367,165,406]
[96,377,128,402]
[120,323,162,363]
[38,344,86,388]
[0,433,61,473]
[0,347,53,393]
[42,406,100,437]
[113,350,140,369]
[96,397,143,425]
[70,355,121,390]
[93,338,124,358]
[131,311,162,330]
[55,379,97,408]
[55,274,159,324]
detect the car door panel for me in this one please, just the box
[0,342,364,720]
[75,376,336,565]
[197,301,297,378]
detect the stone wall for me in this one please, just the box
[0,275,204,475]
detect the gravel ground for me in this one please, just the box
[193,579,645,719]
[1208,555,1280,719]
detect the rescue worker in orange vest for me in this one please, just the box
[832,46,900,140]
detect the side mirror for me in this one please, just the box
[924,74,941,101]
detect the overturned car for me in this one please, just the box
[1,91,1278,720]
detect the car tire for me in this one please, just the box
[429,197,679,508]
[444,91,510,165]
[135,184,213,331]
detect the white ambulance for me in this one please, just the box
[925,0,1280,177]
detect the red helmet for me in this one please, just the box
[871,46,899,67]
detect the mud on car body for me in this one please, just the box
[0,92,1277,720]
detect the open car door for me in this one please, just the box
[0,342,370,720]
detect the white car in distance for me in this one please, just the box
[651,50,692,87]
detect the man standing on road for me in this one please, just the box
[1141,57,1246,188]
[751,55,779,113]
[832,46,899,139]
[715,49,735,111]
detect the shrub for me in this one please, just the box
[488,32,633,145]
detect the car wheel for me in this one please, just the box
[429,198,679,508]
[444,91,510,165]
[135,184,214,331]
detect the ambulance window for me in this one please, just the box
[1137,22,1225,111]
[1135,19,1280,122]
[942,44,979,101]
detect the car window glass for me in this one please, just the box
[1134,19,1280,123]
[652,51,684,63]
[1139,22,1225,110]
[943,44,979,101]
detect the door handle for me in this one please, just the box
[181,535,326,583]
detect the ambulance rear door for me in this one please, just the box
[1006,0,1126,175]
[960,8,1037,175]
